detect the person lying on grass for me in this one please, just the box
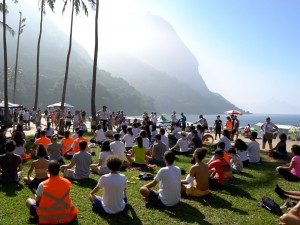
[181,148,209,197]
[276,144,300,182]
[139,150,181,207]
[89,155,127,214]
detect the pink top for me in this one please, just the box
[291,155,300,178]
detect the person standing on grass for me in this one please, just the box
[140,151,181,207]
[181,148,210,197]
[261,117,278,150]
[89,155,127,214]
[26,160,78,224]
[98,105,109,132]
[213,115,223,140]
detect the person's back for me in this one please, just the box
[153,141,167,162]
[48,137,62,161]
[155,161,181,206]
[73,149,92,179]
[0,141,22,183]
[110,134,126,162]
[247,135,260,163]
[27,160,78,224]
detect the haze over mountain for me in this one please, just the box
[1,1,244,115]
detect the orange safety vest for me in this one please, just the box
[71,137,89,154]
[37,176,78,224]
[61,137,74,155]
[226,120,233,131]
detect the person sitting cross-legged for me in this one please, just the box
[126,136,147,167]
[89,155,127,214]
[208,149,233,189]
[181,148,210,197]
[90,141,113,175]
[147,134,167,166]
[60,141,92,180]
[26,160,78,224]
[139,151,181,207]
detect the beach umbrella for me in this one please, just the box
[288,126,300,134]
[224,110,242,115]
[47,102,74,108]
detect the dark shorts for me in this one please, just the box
[132,162,147,167]
[65,121,72,127]
[231,129,237,135]
[92,197,127,214]
[147,190,163,206]
[29,177,48,189]
[30,203,39,217]
[263,133,273,143]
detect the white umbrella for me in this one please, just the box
[47,102,74,108]
[0,101,22,108]
[224,110,242,115]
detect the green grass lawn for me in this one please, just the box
[0,135,297,225]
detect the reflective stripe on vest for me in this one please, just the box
[38,190,70,212]
[38,206,76,220]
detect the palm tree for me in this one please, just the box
[91,0,99,122]
[13,11,25,103]
[60,0,95,111]
[34,0,55,110]
[1,1,15,126]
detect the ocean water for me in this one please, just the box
[160,114,300,128]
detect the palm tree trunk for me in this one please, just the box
[34,0,44,110]
[2,0,10,125]
[91,0,99,121]
[61,0,75,111]
[13,12,22,103]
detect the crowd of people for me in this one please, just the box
[0,107,299,224]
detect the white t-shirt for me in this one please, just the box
[263,122,276,134]
[110,141,126,162]
[132,128,140,138]
[98,110,109,120]
[99,151,113,167]
[95,129,106,142]
[219,136,232,151]
[177,138,188,152]
[122,134,134,148]
[142,137,150,150]
[173,127,182,139]
[247,140,260,163]
[236,149,249,161]
[97,173,127,214]
[154,165,181,206]
[160,135,169,150]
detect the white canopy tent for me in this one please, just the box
[0,101,22,108]
[47,102,74,108]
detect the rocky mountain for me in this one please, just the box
[0,1,244,115]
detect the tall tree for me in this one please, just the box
[34,0,55,110]
[61,0,95,111]
[1,1,15,126]
[91,0,99,121]
[13,11,25,103]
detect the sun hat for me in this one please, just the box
[178,131,187,137]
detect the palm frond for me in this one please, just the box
[0,20,15,36]
[81,1,88,16]
[46,0,55,12]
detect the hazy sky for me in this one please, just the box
[29,0,300,114]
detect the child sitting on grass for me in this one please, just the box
[228,148,243,173]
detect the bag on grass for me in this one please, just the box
[139,173,154,181]
[257,196,282,215]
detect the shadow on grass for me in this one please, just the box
[237,171,255,178]
[198,193,248,215]
[223,184,256,200]
[0,182,24,196]
[72,178,98,189]
[94,204,143,225]
[146,201,212,224]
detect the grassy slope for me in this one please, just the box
[0,136,296,225]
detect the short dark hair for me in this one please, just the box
[5,140,16,152]
[48,160,60,176]
[78,130,84,137]
[164,151,175,165]
[228,147,237,154]
[194,148,207,161]
[251,132,258,139]
[155,134,161,140]
[140,130,147,138]
[279,133,287,142]
[114,133,120,140]
[101,141,111,152]
[79,141,87,150]
[192,130,197,135]
[40,130,46,136]
[160,128,165,135]
[106,155,122,171]
[218,142,225,150]
[292,145,300,155]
